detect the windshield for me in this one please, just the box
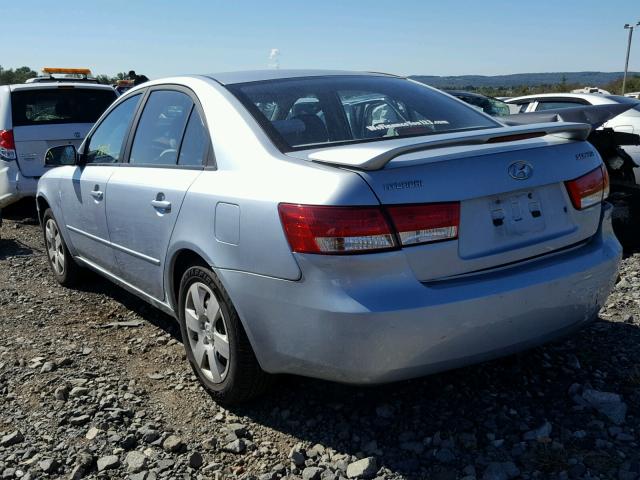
[11,88,117,127]
[228,76,500,151]
[460,94,510,117]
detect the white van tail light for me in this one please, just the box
[278,202,460,255]
[565,165,609,210]
[0,130,16,161]
[386,203,460,246]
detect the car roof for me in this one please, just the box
[7,82,116,92]
[506,92,618,104]
[206,69,399,85]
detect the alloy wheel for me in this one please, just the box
[45,218,65,276]
[184,282,230,383]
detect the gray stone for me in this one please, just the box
[40,361,56,373]
[289,447,306,467]
[38,458,58,474]
[0,431,24,447]
[222,439,246,454]
[435,448,456,463]
[162,435,185,453]
[85,427,101,440]
[54,386,68,401]
[126,451,147,473]
[303,467,324,480]
[97,455,120,472]
[69,386,90,397]
[582,389,627,425]
[346,457,377,479]
[523,421,552,441]
[225,423,248,438]
[69,464,86,480]
[69,414,91,426]
[139,426,160,444]
[482,462,520,480]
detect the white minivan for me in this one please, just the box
[0,77,117,209]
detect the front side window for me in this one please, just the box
[129,90,193,166]
[228,76,500,151]
[11,88,117,127]
[85,94,141,164]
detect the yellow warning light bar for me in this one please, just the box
[116,79,134,86]
[42,67,92,75]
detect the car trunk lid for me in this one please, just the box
[288,127,605,281]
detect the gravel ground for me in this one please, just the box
[1,203,640,480]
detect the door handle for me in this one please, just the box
[151,199,172,211]
[90,190,103,200]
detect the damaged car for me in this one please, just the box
[37,71,621,403]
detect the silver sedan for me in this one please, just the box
[37,70,620,404]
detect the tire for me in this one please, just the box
[42,208,81,286]
[178,265,271,404]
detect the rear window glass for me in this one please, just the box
[227,76,500,151]
[11,88,117,127]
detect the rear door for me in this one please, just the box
[10,86,117,177]
[105,87,209,301]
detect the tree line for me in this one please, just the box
[2,65,640,96]
[0,66,128,85]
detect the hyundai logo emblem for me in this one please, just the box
[508,161,533,180]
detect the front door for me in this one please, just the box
[59,94,142,271]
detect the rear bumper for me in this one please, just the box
[217,204,621,384]
[0,160,38,208]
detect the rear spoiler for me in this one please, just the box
[502,103,635,130]
[305,122,591,171]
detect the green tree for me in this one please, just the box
[0,66,37,85]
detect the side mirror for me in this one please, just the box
[44,145,78,167]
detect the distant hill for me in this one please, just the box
[409,72,640,89]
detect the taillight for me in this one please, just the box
[565,165,609,210]
[0,130,16,161]
[278,202,461,255]
[386,203,460,246]
[278,204,396,254]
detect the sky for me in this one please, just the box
[3,0,640,79]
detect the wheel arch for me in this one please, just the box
[35,194,51,226]
[165,244,266,371]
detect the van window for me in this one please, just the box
[11,88,117,127]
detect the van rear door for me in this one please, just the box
[10,85,117,177]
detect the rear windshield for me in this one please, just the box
[227,76,500,151]
[11,88,117,127]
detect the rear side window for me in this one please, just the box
[11,88,117,127]
[228,76,499,151]
[178,109,209,166]
[535,101,584,111]
[129,90,193,166]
